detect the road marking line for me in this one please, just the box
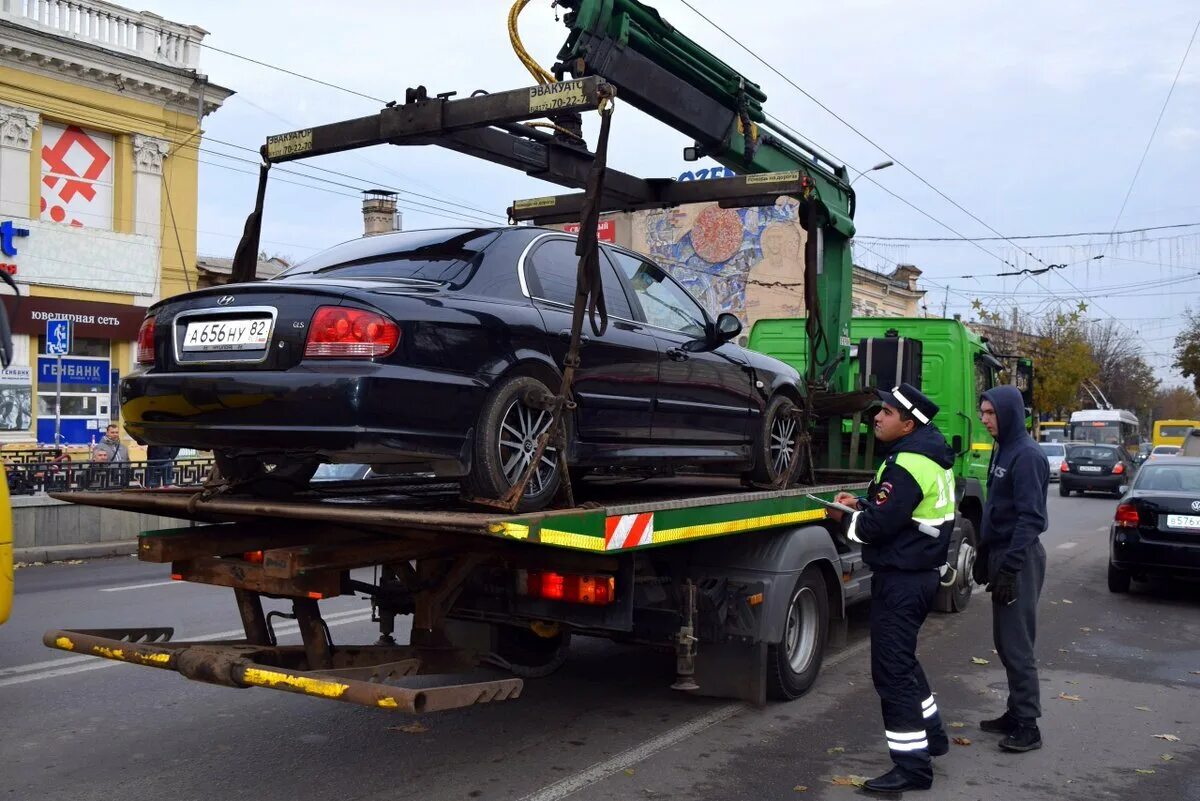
[100,580,182,592]
[1056,542,1079,550]
[0,608,373,688]
[520,636,873,801]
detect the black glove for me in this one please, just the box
[972,545,990,587]
[990,568,1019,606]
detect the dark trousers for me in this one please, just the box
[990,540,1046,723]
[870,570,947,783]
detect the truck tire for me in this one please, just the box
[767,566,829,700]
[464,375,562,512]
[935,518,977,613]
[494,626,571,678]
[747,394,799,486]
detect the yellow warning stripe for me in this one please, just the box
[492,522,530,540]
[652,508,829,546]
[241,667,350,699]
[538,528,606,551]
[970,443,993,452]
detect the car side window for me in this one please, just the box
[608,251,707,337]
[526,238,632,319]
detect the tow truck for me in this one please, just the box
[44,0,981,711]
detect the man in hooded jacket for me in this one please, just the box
[829,383,956,794]
[975,385,1049,752]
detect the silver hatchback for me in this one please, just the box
[1039,442,1066,481]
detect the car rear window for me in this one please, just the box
[1066,445,1120,460]
[1152,446,1180,455]
[1135,464,1200,492]
[278,229,500,285]
[1039,444,1065,457]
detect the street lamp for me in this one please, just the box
[850,160,894,186]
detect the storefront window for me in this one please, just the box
[37,394,97,416]
[36,336,111,358]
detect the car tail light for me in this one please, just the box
[1060,461,1069,473]
[1115,503,1139,528]
[305,306,399,358]
[1112,463,1125,475]
[136,316,156,364]
[516,570,615,606]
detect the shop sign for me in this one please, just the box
[2,296,146,340]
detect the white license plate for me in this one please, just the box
[1078,465,1103,473]
[182,318,272,352]
[1166,514,1200,530]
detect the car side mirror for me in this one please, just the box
[714,312,742,343]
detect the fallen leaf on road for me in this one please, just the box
[1153,734,1181,742]
[1062,599,1073,604]
[1058,693,1083,702]
[953,737,972,746]
[949,722,966,729]
[624,769,636,776]
[793,786,809,793]
[826,746,845,755]
[971,657,990,665]
[1065,680,1079,685]
[1080,627,1092,633]
[1059,648,1070,653]
[1161,754,1174,762]
[389,722,428,734]
[830,776,867,788]
[1191,671,1200,675]
[1135,769,1156,775]
[1135,706,1153,712]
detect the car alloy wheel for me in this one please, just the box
[770,413,798,478]
[498,397,558,498]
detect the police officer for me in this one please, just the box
[828,383,957,794]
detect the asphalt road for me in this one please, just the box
[2,492,1198,801]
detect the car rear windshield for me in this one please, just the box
[1066,445,1120,461]
[1135,464,1200,491]
[1039,444,1065,457]
[1152,446,1180,455]
[278,229,500,285]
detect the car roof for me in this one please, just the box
[1139,456,1200,466]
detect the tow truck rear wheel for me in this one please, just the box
[494,625,571,678]
[767,566,829,700]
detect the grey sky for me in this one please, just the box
[147,0,1200,385]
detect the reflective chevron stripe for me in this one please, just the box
[605,513,654,550]
[886,729,929,752]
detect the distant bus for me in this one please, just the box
[1152,419,1199,449]
[1068,409,1140,458]
[1038,421,1067,443]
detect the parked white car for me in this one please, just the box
[1039,442,1066,481]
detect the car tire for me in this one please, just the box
[214,453,319,498]
[464,375,563,512]
[748,394,799,486]
[494,626,571,678]
[767,566,829,700]
[1107,562,1131,593]
[935,517,976,613]
[1058,483,1071,497]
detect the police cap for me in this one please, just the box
[876,382,938,426]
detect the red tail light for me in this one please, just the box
[1060,461,1069,473]
[516,570,615,606]
[305,306,399,358]
[1115,503,1139,528]
[136,316,156,364]
[1112,463,1125,475]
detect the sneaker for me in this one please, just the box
[980,711,1019,735]
[999,724,1042,752]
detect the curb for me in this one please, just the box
[14,540,138,564]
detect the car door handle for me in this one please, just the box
[666,347,689,362]
[558,329,589,345]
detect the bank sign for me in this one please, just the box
[37,357,109,390]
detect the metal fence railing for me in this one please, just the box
[4,458,216,496]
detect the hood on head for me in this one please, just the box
[982,385,1028,446]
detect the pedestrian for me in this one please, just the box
[974,385,1049,752]
[827,383,956,794]
[92,423,129,463]
[146,444,180,488]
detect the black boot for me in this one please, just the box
[928,735,949,757]
[999,723,1042,752]
[863,767,932,793]
[980,711,1018,735]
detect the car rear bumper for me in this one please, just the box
[1062,473,1127,492]
[1111,528,1200,574]
[120,365,486,469]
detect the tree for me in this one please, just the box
[1174,309,1200,395]
[1082,320,1159,420]
[1153,386,1200,420]
[1031,311,1098,417]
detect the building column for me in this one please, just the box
[132,134,168,302]
[0,104,39,220]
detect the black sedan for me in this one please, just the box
[1059,443,1135,498]
[121,227,803,510]
[1109,457,1200,592]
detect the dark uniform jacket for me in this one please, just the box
[846,424,957,572]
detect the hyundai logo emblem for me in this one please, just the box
[217,296,235,306]
[1192,500,1200,512]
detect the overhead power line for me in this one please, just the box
[857,221,1200,242]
